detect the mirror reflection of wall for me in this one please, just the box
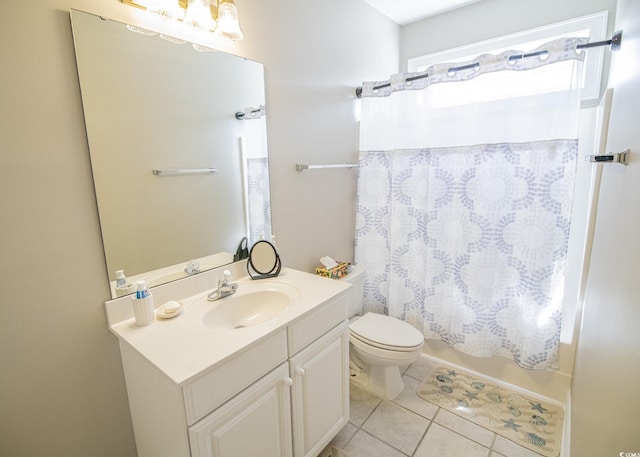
[70,10,272,297]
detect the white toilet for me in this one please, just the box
[342,266,425,400]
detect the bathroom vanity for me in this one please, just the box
[105,264,351,457]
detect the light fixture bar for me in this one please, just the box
[122,0,243,40]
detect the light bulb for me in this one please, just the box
[215,0,243,41]
[183,0,216,31]
[146,0,182,20]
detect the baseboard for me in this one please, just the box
[561,388,571,457]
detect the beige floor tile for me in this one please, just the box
[404,355,440,381]
[344,430,407,457]
[414,423,491,457]
[349,383,381,426]
[362,401,429,455]
[393,375,439,419]
[327,422,358,450]
[318,444,352,457]
[434,409,495,447]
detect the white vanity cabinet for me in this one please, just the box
[114,276,350,457]
[189,363,293,457]
[289,322,349,457]
[189,320,349,457]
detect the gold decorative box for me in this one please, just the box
[315,262,350,280]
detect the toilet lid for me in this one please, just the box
[350,312,424,349]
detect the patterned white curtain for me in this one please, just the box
[241,116,272,247]
[355,38,586,370]
[247,157,272,246]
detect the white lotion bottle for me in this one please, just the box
[115,269,135,297]
[132,280,154,326]
[115,270,127,287]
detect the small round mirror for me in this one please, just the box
[248,240,281,279]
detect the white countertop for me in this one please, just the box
[106,267,351,385]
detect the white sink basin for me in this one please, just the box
[201,283,300,330]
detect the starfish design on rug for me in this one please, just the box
[529,401,548,414]
[448,370,457,377]
[502,418,522,432]
[463,390,479,401]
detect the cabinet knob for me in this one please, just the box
[295,367,306,376]
[284,377,293,386]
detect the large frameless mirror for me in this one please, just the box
[70,9,272,298]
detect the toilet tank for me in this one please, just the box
[340,265,366,318]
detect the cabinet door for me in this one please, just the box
[290,321,349,457]
[189,363,293,457]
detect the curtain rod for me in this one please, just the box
[355,31,623,98]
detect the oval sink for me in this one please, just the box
[202,284,298,330]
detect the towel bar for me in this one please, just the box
[152,167,218,176]
[295,163,358,172]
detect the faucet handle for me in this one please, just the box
[185,260,200,275]
[220,269,232,284]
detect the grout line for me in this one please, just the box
[360,428,412,456]
[430,417,494,453]
[489,432,497,451]
[408,407,438,457]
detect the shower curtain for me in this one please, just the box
[355,37,586,370]
[246,157,272,246]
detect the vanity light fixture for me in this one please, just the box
[121,0,243,40]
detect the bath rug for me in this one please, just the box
[417,365,563,457]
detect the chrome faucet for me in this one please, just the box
[184,260,201,276]
[207,270,238,301]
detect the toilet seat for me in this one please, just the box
[349,312,424,352]
[350,332,423,352]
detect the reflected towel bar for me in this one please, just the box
[586,149,630,165]
[236,105,266,120]
[295,163,358,172]
[152,167,218,176]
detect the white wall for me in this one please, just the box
[0,1,398,456]
[570,0,640,453]
[239,1,399,272]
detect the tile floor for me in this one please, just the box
[324,356,552,457]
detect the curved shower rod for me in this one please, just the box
[355,31,623,98]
